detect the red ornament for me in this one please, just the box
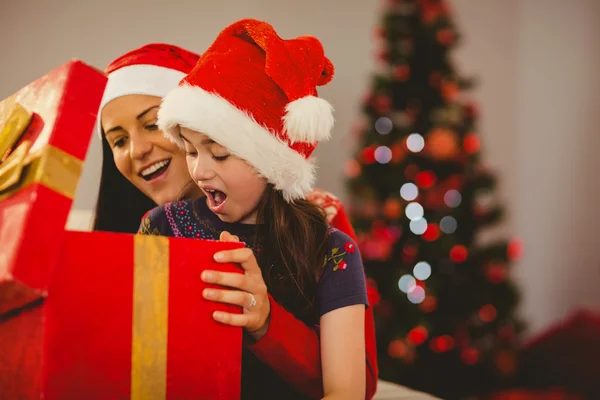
[421,3,441,24]
[359,147,376,164]
[373,95,392,113]
[419,296,437,313]
[383,198,402,219]
[338,261,348,270]
[393,65,410,81]
[446,174,465,190]
[436,29,456,46]
[426,128,460,161]
[461,347,480,365]
[422,223,440,241]
[430,335,455,353]
[449,245,468,262]
[372,220,391,239]
[376,49,390,63]
[387,339,407,359]
[415,171,436,189]
[344,242,356,253]
[407,326,429,346]
[486,263,506,284]
[402,244,418,258]
[507,239,523,260]
[441,79,459,102]
[390,143,406,164]
[479,304,497,323]
[463,132,480,154]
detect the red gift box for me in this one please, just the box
[0,60,244,399]
[0,60,107,315]
[43,230,244,400]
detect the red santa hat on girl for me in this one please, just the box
[97,43,200,136]
[157,18,335,202]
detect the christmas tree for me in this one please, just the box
[346,0,524,398]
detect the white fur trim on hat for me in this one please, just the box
[283,95,334,144]
[96,65,186,137]
[157,84,316,202]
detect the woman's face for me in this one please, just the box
[101,94,202,205]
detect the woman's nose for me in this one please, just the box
[129,130,153,160]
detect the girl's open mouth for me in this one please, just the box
[205,188,227,213]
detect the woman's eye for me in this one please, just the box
[145,123,159,131]
[113,137,126,148]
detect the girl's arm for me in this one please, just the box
[320,304,366,400]
[248,230,376,399]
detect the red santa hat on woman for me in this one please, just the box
[157,19,336,202]
[97,43,200,136]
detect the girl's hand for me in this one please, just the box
[201,231,271,339]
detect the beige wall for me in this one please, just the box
[1,0,599,337]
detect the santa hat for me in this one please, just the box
[157,18,335,202]
[97,43,200,136]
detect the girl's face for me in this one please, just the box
[179,127,267,224]
[101,95,202,205]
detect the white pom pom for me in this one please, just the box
[283,96,334,143]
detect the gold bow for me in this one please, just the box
[0,103,32,192]
[0,101,83,201]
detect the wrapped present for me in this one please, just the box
[43,230,244,400]
[0,60,107,314]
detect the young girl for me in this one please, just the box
[140,19,370,399]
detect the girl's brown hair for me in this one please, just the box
[253,184,330,322]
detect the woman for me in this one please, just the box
[93,43,203,232]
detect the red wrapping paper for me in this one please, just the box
[43,230,244,400]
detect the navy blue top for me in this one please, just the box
[138,197,368,317]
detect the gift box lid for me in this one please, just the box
[0,60,107,311]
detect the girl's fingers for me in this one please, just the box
[213,248,260,274]
[219,231,240,242]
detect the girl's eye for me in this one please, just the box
[145,123,159,131]
[186,151,198,157]
[213,154,230,162]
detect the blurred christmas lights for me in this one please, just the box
[413,261,432,280]
[406,133,425,152]
[400,182,419,201]
[375,116,393,134]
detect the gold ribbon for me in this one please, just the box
[0,102,83,201]
[131,234,170,400]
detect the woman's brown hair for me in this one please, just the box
[253,185,331,322]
